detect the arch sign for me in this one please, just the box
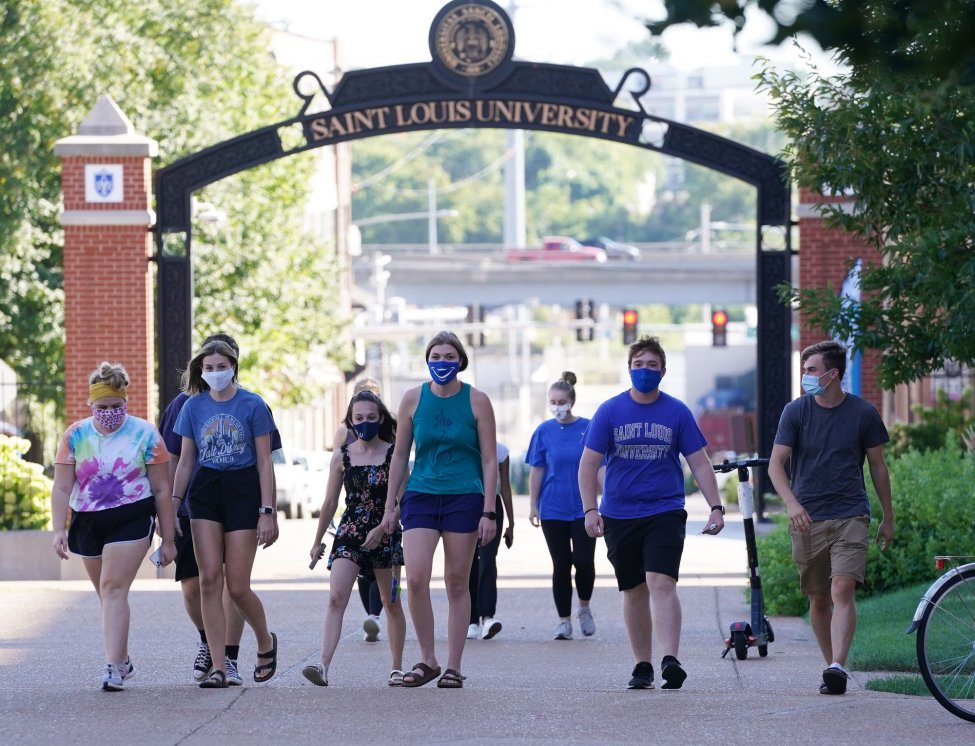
[154,0,792,482]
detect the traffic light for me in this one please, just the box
[622,308,639,344]
[575,298,595,342]
[711,308,728,347]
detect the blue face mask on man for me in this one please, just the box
[630,367,662,393]
[428,360,460,385]
[801,370,834,396]
[353,420,380,441]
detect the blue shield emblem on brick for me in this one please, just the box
[94,171,114,198]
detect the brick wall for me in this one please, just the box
[61,156,155,422]
[797,187,883,409]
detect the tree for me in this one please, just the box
[0,0,346,408]
[754,8,975,387]
[647,0,975,84]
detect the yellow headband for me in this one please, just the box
[89,382,127,402]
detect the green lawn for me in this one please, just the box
[849,581,930,694]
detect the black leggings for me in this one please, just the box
[358,577,382,617]
[541,518,596,618]
[469,497,504,623]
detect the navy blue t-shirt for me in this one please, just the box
[585,390,707,520]
[526,417,590,521]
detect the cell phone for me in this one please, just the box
[308,542,326,570]
[149,546,163,568]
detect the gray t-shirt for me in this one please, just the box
[773,393,889,521]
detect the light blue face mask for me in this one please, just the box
[428,360,460,385]
[630,367,662,393]
[801,370,834,396]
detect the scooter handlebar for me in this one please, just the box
[712,457,769,474]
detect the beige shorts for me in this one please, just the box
[790,515,870,595]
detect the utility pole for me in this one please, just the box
[503,0,526,249]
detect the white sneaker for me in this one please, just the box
[192,642,212,681]
[554,619,573,640]
[467,623,481,639]
[119,658,135,682]
[225,657,243,686]
[481,618,502,640]
[363,615,381,642]
[102,662,124,691]
[577,607,596,637]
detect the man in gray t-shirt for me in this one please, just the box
[769,340,894,697]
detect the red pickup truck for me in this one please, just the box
[505,236,607,262]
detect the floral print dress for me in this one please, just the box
[328,443,404,572]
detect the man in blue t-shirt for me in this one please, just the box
[768,340,893,696]
[579,336,724,691]
[159,333,283,685]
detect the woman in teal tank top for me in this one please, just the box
[380,331,498,689]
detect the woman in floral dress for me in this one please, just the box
[303,390,406,686]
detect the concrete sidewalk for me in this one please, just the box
[0,498,966,744]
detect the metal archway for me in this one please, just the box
[154,0,791,505]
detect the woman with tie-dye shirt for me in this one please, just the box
[51,362,177,692]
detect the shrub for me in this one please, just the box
[888,387,973,458]
[755,433,975,615]
[0,435,53,530]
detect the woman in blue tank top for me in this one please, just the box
[380,331,498,689]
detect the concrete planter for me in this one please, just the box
[0,530,173,581]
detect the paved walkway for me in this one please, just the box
[0,497,967,744]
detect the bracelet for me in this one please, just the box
[584,508,597,515]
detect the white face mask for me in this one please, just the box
[202,368,235,392]
[549,403,571,421]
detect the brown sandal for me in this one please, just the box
[437,668,466,689]
[401,662,441,688]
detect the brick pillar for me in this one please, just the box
[797,187,883,409]
[54,96,158,422]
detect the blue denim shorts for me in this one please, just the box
[400,490,482,533]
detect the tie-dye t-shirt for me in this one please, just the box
[55,415,169,512]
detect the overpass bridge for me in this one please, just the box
[352,249,773,307]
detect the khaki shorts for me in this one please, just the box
[790,515,870,595]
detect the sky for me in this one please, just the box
[250,0,834,74]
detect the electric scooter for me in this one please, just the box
[712,457,774,660]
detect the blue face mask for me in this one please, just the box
[801,370,834,396]
[428,360,460,385]
[630,367,662,394]
[352,420,380,441]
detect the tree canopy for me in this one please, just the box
[648,0,975,84]
[754,4,975,386]
[0,0,346,408]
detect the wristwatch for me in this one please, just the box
[258,506,274,516]
[710,504,726,515]
[482,511,497,520]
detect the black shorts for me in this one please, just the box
[173,515,199,581]
[187,465,261,532]
[603,509,687,590]
[67,498,156,558]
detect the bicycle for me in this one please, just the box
[908,555,975,722]
[712,457,773,660]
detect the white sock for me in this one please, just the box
[829,662,846,672]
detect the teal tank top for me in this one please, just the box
[407,382,484,495]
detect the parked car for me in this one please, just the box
[272,448,317,519]
[581,236,641,261]
[505,235,607,262]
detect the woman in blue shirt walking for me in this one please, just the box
[527,372,597,640]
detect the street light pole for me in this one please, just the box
[428,177,439,255]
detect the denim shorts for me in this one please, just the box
[400,490,482,533]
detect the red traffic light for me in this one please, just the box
[623,309,639,326]
[622,308,639,344]
[711,309,728,327]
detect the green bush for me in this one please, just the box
[755,433,975,615]
[888,387,973,458]
[0,435,53,530]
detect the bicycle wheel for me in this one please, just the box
[917,567,975,723]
